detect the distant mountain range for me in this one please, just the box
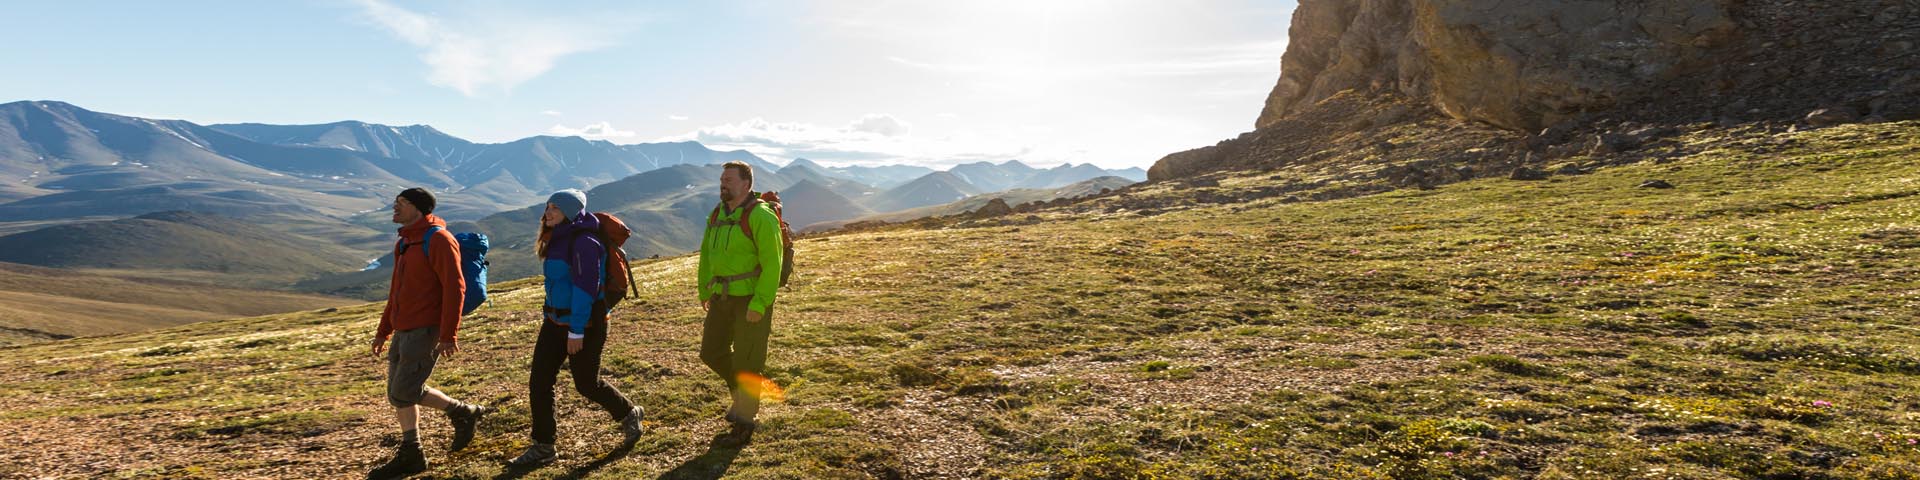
[774,160,880,200]
[0,101,427,223]
[860,171,985,212]
[0,99,1147,297]
[0,101,775,224]
[952,159,1144,191]
[789,158,934,190]
[790,157,1145,195]
[208,121,776,220]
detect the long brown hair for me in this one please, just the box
[535,221,555,257]
[535,204,557,257]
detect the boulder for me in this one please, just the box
[972,198,1014,218]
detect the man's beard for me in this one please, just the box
[720,186,735,203]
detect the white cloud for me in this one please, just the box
[351,0,626,97]
[541,110,563,116]
[548,121,636,139]
[848,114,911,136]
[666,114,689,121]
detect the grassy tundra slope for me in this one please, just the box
[0,262,355,346]
[0,122,1916,478]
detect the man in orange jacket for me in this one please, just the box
[367,187,488,480]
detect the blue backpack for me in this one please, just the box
[408,226,490,315]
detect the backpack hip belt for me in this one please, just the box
[708,266,762,297]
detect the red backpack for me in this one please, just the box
[544,212,637,306]
[707,191,796,287]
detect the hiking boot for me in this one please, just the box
[714,420,755,448]
[366,442,427,480]
[507,443,557,468]
[619,406,645,448]
[448,404,489,452]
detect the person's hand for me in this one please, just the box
[436,341,459,358]
[567,337,584,355]
[371,336,387,359]
[702,298,711,312]
[746,310,764,323]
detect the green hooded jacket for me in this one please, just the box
[696,193,784,315]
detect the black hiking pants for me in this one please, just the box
[700,294,773,421]
[528,303,635,444]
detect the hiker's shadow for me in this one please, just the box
[656,443,743,480]
[490,444,634,480]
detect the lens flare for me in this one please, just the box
[735,372,787,403]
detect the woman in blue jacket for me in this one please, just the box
[509,189,643,467]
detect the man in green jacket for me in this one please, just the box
[697,160,784,448]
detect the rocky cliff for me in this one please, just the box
[1259,0,1918,132]
[1152,0,1920,183]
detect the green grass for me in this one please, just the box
[1,122,1918,478]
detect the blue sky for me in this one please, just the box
[1,1,1295,169]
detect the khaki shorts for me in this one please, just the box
[385,326,439,407]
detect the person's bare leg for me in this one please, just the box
[392,388,452,436]
[416,387,453,411]
[395,405,419,438]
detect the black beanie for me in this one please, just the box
[398,187,436,214]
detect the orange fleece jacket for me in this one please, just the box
[376,214,465,342]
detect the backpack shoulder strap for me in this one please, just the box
[421,225,444,259]
[736,198,763,241]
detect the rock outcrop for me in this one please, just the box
[1256,0,1919,132]
[1152,0,1919,184]
[971,198,1014,218]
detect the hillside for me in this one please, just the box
[1,122,1914,478]
[807,176,1136,232]
[0,211,365,287]
[0,261,353,346]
